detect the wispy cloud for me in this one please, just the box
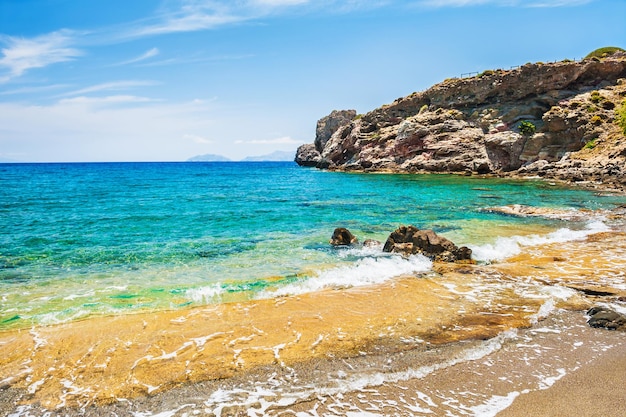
[184,133,213,144]
[58,95,159,105]
[129,2,247,37]
[0,98,218,161]
[137,53,254,67]
[59,80,159,97]
[114,47,160,66]
[124,0,384,39]
[0,83,70,96]
[235,136,299,145]
[415,0,592,7]
[0,30,82,82]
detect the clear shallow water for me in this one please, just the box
[1,162,623,329]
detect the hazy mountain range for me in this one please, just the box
[187,150,295,162]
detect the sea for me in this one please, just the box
[1,161,625,416]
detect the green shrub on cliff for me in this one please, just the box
[590,91,604,103]
[518,120,536,136]
[585,47,625,59]
[584,138,598,149]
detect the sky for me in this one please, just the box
[0,0,624,162]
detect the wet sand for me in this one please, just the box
[498,340,626,417]
[275,310,626,417]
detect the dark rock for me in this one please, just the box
[330,228,358,246]
[295,144,321,167]
[587,306,626,331]
[363,239,382,248]
[382,225,472,262]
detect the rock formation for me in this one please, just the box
[296,52,626,187]
[330,227,358,246]
[587,306,626,331]
[382,225,472,262]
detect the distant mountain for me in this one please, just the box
[241,150,296,162]
[187,154,231,162]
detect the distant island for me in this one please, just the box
[186,154,232,162]
[187,150,296,162]
[241,150,295,162]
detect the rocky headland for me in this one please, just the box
[296,50,626,189]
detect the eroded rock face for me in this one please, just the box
[382,225,472,262]
[296,54,626,185]
[314,110,357,152]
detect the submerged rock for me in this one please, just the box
[330,227,358,246]
[587,306,626,331]
[382,225,472,262]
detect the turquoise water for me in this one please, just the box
[1,162,623,329]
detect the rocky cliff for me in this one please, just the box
[296,52,626,188]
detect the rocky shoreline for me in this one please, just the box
[296,51,626,190]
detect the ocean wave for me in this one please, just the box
[185,284,225,304]
[469,220,610,263]
[258,252,432,298]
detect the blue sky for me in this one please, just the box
[0,0,624,162]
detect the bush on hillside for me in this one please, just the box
[585,47,625,59]
[518,120,536,136]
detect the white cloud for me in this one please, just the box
[184,133,213,144]
[415,0,592,6]
[59,80,159,97]
[0,84,69,96]
[130,2,244,37]
[252,0,310,6]
[58,95,158,105]
[125,0,382,38]
[0,30,82,82]
[0,98,219,162]
[114,47,160,66]
[235,136,300,145]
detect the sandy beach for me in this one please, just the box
[498,339,626,417]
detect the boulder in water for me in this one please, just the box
[383,225,472,262]
[330,228,358,246]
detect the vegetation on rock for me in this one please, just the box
[518,120,536,136]
[585,46,625,59]
[584,138,598,149]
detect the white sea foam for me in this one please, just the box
[203,329,516,417]
[469,220,609,262]
[468,391,521,417]
[258,254,432,298]
[123,330,517,417]
[185,284,225,303]
[603,302,626,315]
[538,368,567,390]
